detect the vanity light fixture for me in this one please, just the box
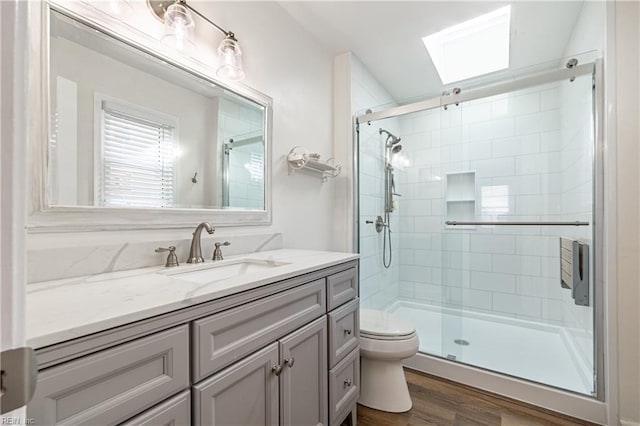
[147,0,245,81]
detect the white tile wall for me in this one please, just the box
[391,81,594,330]
[352,56,401,310]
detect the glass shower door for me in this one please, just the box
[356,68,597,397]
[432,74,595,395]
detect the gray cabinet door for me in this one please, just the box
[279,317,328,426]
[193,279,326,381]
[326,268,358,311]
[193,342,280,426]
[120,390,190,426]
[27,325,190,426]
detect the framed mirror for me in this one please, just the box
[29,5,272,231]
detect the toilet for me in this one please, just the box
[358,309,419,413]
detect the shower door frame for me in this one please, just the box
[353,59,606,423]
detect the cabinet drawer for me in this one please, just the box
[28,325,190,426]
[120,390,190,426]
[328,298,359,368]
[193,279,326,381]
[327,268,358,311]
[329,347,359,426]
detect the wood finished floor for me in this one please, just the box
[357,369,598,426]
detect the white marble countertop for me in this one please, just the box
[27,249,358,349]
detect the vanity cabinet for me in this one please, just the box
[194,316,328,426]
[28,261,359,426]
[192,279,326,382]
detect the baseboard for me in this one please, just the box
[620,420,640,426]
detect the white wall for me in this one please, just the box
[28,1,337,279]
[193,2,335,250]
[612,2,640,424]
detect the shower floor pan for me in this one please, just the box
[387,300,593,395]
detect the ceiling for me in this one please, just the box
[280,1,585,102]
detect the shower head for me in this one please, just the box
[387,135,401,147]
[379,128,401,146]
[391,144,402,154]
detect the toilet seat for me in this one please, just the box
[360,330,417,341]
[360,309,415,339]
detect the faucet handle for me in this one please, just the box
[212,241,231,261]
[155,246,179,268]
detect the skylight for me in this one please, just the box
[422,5,511,84]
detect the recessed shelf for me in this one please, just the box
[446,171,476,229]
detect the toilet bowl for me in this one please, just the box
[358,309,419,413]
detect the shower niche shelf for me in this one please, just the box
[287,146,342,182]
[446,171,476,229]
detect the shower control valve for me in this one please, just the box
[365,216,387,233]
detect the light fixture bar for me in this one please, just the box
[179,1,234,39]
[148,0,245,81]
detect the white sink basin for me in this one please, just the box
[162,258,290,284]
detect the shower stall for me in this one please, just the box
[355,59,603,415]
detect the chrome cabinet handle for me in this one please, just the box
[284,357,295,368]
[344,378,352,387]
[343,328,352,335]
[272,365,283,376]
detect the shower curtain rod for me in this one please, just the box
[356,61,595,124]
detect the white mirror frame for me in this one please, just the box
[28,1,273,232]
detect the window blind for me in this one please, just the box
[100,103,175,208]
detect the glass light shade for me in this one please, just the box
[161,3,195,52]
[217,37,245,81]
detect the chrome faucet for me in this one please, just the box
[187,222,215,263]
